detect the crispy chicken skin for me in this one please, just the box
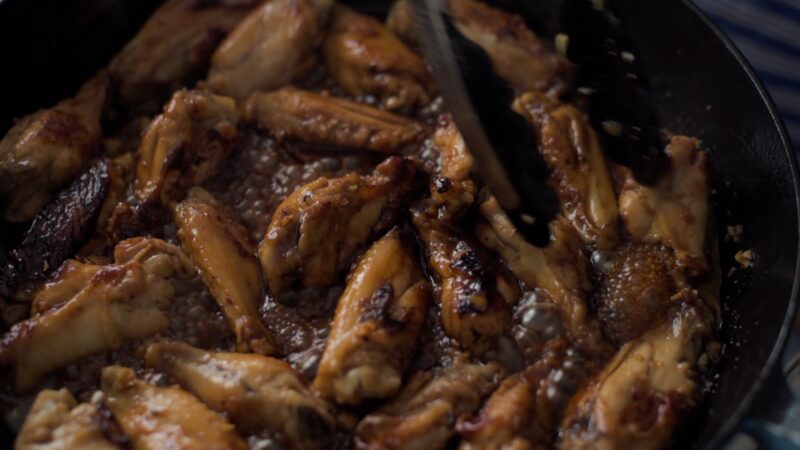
[314,229,430,404]
[356,358,502,450]
[447,0,572,96]
[618,136,711,275]
[145,341,336,450]
[101,365,248,450]
[174,189,277,355]
[476,196,599,348]
[0,238,194,393]
[0,74,108,223]
[15,389,117,450]
[513,93,619,249]
[109,89,238,239]
[558,301,713,450]
[456,345,566,450]
[324,6,434,112]
[243,87,429,153]
[207,0,331,101]
[108,0,257,113]
[258,156,422,300]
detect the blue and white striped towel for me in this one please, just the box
[694,0,800,148]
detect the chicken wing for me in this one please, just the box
[0,74,108,222]
[447,0,572,96]
[558,301,713,450]
[426,116,476,221]
[109,0,258,113]
[207,0,331,101]
[0,238,194,392]
[618,136,711,275]
[109,89,238,239]
[355,358,502,450]
[174,188,277,355]
[2,159,109,300]
[324,6,434,112]
[15,389,117,450]
[145,341,335,450]
[258,156,422,301]
[243,87,429,153]
[101,365,248,450]
[513,92,619,249]
[30,260,101,314]
[476,197,588,335]
[386,0,418,49]
[314,229,430,404]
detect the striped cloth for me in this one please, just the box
[693,0,800,148]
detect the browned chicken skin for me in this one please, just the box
[0,238,194,392]
[314,229,430,404]
[109,89,239,239]
[174,188,277,355]
[0,73,108,222]
[15,389,117,450]
[243,87,429,153]
[109,0,259,113]
[101,365,248,450]
[324,6,434,112]
[145,341,336,450]
[513,93,619,249]
[447,0,572,96]
[618,136,711,275]
[258,156,422,300]
[207,0,332,100]
[356,358,503,450]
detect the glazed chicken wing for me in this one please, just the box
[109,89,238,239]
[558,302,713,450]
[0,238,194,392]
[314,229,430,404]
[207,0,331,101]
[618,136,711,275]
[15,389,116,450]
[30,260,101,314]
[323,6,434,112]
[513,92,619,248]
[0,74,108,222]
[355,359,502,450]
[243,87,429,153]
[258,156,422,300]
[101,365,247,450]
[145,341,335,450]
[447,0,572,96]
[109,0,258,113]
[174,188,277,355]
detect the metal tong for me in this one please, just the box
[412,0,667,246]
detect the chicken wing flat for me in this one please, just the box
[258,156,422,301]
[15,389,117,450]
[101,365,248,450]
[476,197,595,343]
[355,359,502,450]
[324,6,434,112]
[207,0,331,101]
[30,260,101,315]
[0,74,108,223]
[426,116,477,220]
[108,0,258,113]
[0,238,194,392]
[314,229,430,404]
[513,92,619,249]
[447,0,572,96]
[243,87,429,153]
[558,301,713,450]
[145,341,335,450]
[174,188,277,354]
[2,159,109,300]
[618,136,711,275]
[109,89,239,239]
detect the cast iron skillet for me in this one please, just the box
[0,0,797,448]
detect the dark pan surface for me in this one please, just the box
[0,1,797,449]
